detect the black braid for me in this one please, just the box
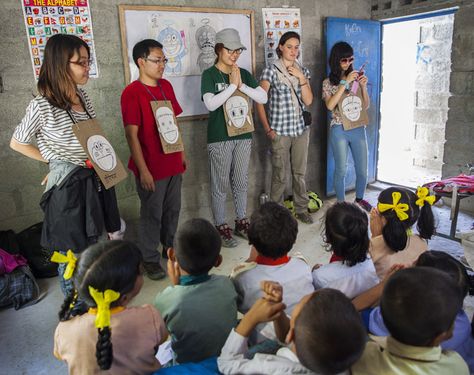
[58,289,76,322]
[96,327,113,370]
[417,203,435,240]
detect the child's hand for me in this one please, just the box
[247,298,286,325]
[383,263,405,283]
[312,263,323,271]
[167,258,180,286]
[370,208,385,237]
[261,281,283,303]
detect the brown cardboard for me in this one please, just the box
[223,91,255,137]
[71,118,127,190]
[337,87,369,131]
[150,100,185,154]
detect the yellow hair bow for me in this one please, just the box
[416,187,436,207]
[50,250,77,280]
[88,286,120,329]
[377,191,409,221]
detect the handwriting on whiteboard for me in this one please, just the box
[345,23,361,37]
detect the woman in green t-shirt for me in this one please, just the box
[201,28,267,247]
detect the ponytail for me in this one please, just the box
[415,187,436,240]
[58,289,77,322]
[381,216,408,252]
[96,327,113,370]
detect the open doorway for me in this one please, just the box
[377,11,455,188]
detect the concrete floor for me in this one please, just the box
[1,187,473,374]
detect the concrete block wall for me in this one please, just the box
[372,0,474,215]
[0,0,372,231]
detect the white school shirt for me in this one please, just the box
[218,329,317,375]
[312,258,380,299]
[232,256,315,343]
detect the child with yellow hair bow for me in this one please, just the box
[369,187,435,279]
[54,240,168,373]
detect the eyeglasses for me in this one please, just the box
[340,56,354,64]
[224,47,244,55]
[145,57,168,65]
[69,59,93,68]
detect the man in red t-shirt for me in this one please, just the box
[121,39,186,280]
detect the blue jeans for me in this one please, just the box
[330,125,368,201]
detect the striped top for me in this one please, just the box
[13,88,96,166]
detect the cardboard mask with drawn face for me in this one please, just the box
[341,95,362,122]
[86,135,117,172]
[225,96,251,128]
[155,106,179,144]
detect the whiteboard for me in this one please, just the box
[119,6,255,119]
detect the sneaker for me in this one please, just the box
[216,223,238,248]
[234,218,250,240]
[356,198,373,213]
[143,261,166,280]
[295,212,314,224]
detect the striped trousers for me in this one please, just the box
[207,139,252,226]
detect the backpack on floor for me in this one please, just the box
[0,248,41,310]
[17,222,58,279]
[283,191,324,215]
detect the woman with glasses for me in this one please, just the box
[322,41,371,211]
[257,31,314,224]
[10,34,120,296]
[201,28,267,247]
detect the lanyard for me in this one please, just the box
[139,80,168,102]
[66,91,93,124]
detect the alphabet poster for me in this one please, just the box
[262,7,302,66]
[21,0,98,80]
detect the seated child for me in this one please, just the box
[231,202,314,340]
[367,251,474,373]
[54,240,168,374]
[312,202,379,298]
[218,282,367,374]
[352,267,469,374]
[369,187,435,279]
[154,218,238,363]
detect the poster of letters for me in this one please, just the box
[119,6,255,119]
[21,0,98,80]
[262,8,302,66]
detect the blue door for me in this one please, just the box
[325,17,382,197]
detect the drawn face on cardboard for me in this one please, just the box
[342,95,362,121]
[86,135,117,172]
[225,96,250,128]
[155,106,179,144]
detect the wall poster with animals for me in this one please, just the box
[21,0,98,80]
[118,5,255,119]
[262,7,302,66]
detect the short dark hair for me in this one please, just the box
[324,202,369,266]
[377,187,435,251]
[276,31,300,58]
[132,39,163,68]
[381,267,463,346]
[247,202,297,258]
[328,41,354,85]
[416,250,469,298]
[295,289,367,374]
[174,218,222,275]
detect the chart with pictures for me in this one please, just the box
[21,0,98,80]
[262,8,302,66]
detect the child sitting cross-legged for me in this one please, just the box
[154,218,238,364]
[218,281,367,374]
[54,240,168,374]
[312,202,380,298]
[352,267,469,374]
[231,202,314,343]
